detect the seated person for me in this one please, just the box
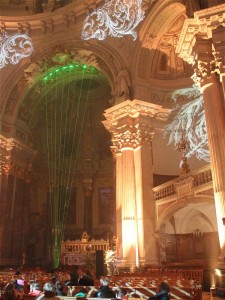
[29,282,43,296]
[93,277,116,298]
[74,288,88,298]
[55,282,66,296]
[36,282,60,300]
[78,268,94,286]
[116,288,127,299]
[148,282,170,300]
[13,279,24,300]
[2,283,17,300]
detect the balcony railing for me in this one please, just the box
[153,165,212,201]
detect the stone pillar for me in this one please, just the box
[0,135,36,265]
[103,100,171,268]
[176,4,225,265]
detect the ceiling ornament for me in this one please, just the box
[0,31,33,69]
[164,87,210,163]
[81,0,145,41]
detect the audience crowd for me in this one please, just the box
[0,266,204,300]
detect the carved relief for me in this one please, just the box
[113,128,154,150]
[174,176,194,198]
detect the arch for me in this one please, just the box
[0,39,125,124]
[157,196,216,232]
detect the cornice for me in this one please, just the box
[176,4,225,64]
[0,0,158,38]
[103,99,171,123]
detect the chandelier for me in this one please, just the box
[81,0,145,41]
[0,31,33,69]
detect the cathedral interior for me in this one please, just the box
[0,0,225,294]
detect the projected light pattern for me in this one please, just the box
[81,0,145,41]
[0,32,33,69]
[164,88,210,163]
[42,63,97,84]
[44,63,95,267]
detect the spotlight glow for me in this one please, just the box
[164,87,210,163]
[81,0,145,41]
[0,32,33,69]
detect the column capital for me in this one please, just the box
[102,100,171,151]
[190,37,221,87]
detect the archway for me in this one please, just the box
[5,47,115,267]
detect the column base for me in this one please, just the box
[116,257,160,272]
[217,257,225,269]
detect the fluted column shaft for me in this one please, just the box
[115,151,123,259]
[121,148,138,265]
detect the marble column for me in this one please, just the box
[176,5,225,265]
[103,100,170,268]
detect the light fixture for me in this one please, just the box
[81,0,145,41]
[0,31,33,69]
[177,131,190,174]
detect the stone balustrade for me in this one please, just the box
[153,165,212,201]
